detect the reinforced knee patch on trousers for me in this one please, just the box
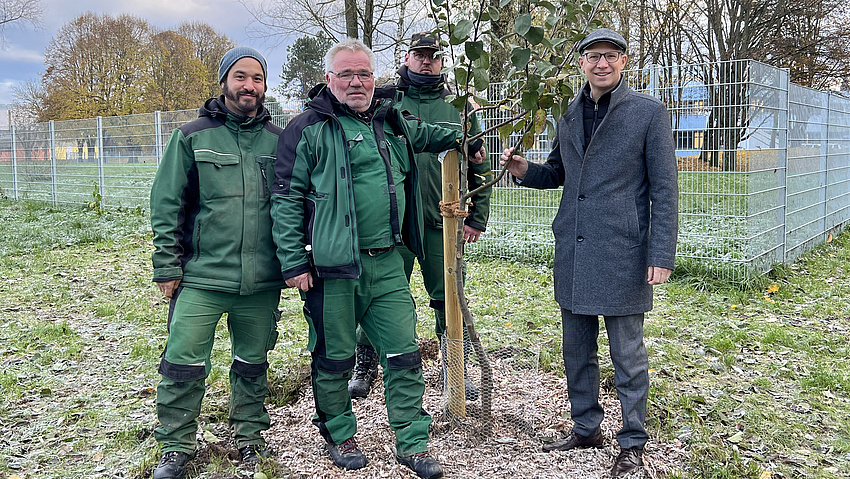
[387,350,422,371]
[316,354,355,374]
[231,359,269,378]
[159,358,205,382]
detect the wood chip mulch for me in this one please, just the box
[262,340,688,479]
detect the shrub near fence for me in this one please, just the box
[1,60,849,280]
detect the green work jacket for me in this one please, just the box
[394,66,492,231]
[150,97,285,295]
[271,85,466,281]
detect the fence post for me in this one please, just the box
[11,125,18,200]
[49,120,57,205]
[97,116,105,204]
[779,66,789,264]
[155,111,163,166]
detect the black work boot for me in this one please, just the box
[153,451,193,479]
[327,437,368,470]
[348,344,379,399]
[239,444,270,466]
[397,451,444,479]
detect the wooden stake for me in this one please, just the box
[441,150,466,417]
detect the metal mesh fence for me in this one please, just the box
[1,61,849,279]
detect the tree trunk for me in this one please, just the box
[344,0,358,39]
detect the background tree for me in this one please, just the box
[144,30,209,111]
[278,33,334,98]
[612,0,850,170]
[240,0,431,66]
[13,13,235,121]
[39,12,151,120]
[177,21,236,99]
[0,0,42,44]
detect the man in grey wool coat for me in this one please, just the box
[500,28,678,478]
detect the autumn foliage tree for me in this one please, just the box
[14,13,235,122]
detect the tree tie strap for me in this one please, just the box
[439,200,470,218]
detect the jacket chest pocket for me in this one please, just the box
[256,155,275,199]
[194,150,243,200]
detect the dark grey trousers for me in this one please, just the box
[560,309,649,449]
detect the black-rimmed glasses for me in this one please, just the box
[582,52,623,64]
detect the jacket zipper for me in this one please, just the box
[258,161,269,198]
[193,220,202,262]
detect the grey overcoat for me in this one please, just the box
[521,79,678,316]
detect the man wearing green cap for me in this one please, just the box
[347,32,490,402]
[149,46,284,479]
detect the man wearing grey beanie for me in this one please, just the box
[150,46,284,479]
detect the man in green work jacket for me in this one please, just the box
[348,32,491,402]
[149,47,284,479]
[270,38,483,479]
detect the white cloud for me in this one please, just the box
[0,80,17,105]
[0,47,43,63]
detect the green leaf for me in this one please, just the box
[455,67,469,86]
[524,26,545,45]
[465,41,484,61]
[515,118,527,131]
[539,93,555,109]
[550,102,561,122]
[521,90,539,110]
[451,20,474,44]
[488,6,501,21]
[547,117,558,137]
[514,14,532,36]
[535,60,556,77]
[499,122,514,140]
[499,0,512,7]
[472,93,490,107]
[451,94,469,111]
[433,0,445,5]
[473,67,490,92]
[473,50,490,70]
[510,48,532,69]
[528,74,541,91]
[538,0,557,12]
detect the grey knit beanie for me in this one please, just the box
[218,46,268,85]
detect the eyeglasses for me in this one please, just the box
[582,51,623,64]
[329,71,374,82]
[411,51,441,62]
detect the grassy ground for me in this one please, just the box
[0,199,848,479]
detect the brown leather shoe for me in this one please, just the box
[611,447,644,477]
[542,430,604,452]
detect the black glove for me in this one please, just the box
[459,138,484,156]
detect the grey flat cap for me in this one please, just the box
[577,28,627,53]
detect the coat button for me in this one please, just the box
[578,195,586,201]
[577,236,584,242]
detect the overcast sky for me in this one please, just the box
[0,0,293,105]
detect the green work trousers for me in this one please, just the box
[304,248,432,456]
[356,227,447,346]
[154,287,280,454]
